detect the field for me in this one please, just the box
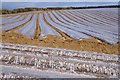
[0,8,119,54]
[0,8,119,78]
[1,8,119,43]
[0,42,119,78]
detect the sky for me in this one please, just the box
[1,0,120,2]
[1,2,119,10]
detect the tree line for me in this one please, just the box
[0,5,120,15]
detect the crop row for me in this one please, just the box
[0,51,118,78]
[1,8,118,44]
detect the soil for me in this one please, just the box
[33,13,41,39]
[0,29,119,54]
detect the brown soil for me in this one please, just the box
[33,13,41,39]
[0,29,119,54]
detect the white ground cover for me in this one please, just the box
[1,8,119,44]
[14,14,36,37]
[0,42,119,78]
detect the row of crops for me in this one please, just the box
[0,42,119,78]
[1,8,118,44]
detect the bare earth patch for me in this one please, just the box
[0,29,118,54]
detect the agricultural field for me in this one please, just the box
[0,7,119,78]
[1,8,119,44]
[0,8,119,54]
[0,42,119,78]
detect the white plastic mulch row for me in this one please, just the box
[52,9,118,44]
[59,9,118,34]
[44,12,88,39]
[38,14,60,37]
[2,15,21,24]
[1,15,26,26]
[70,11,118,34]
[61,10,118,32]
[53,10,118,37]
[47,11,118,44]
[79,10,118,26]
[54,11,117,35]
[15,14,36,38]
[2,15,14,21]
[1,14,32,30]
[64,9,118,37]
[66,10,117,27]
[1,15,25,25]
[48,12,91,39]
[0,8,118,44]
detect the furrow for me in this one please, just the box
[43,12,73,40]
[33,13,41,39]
